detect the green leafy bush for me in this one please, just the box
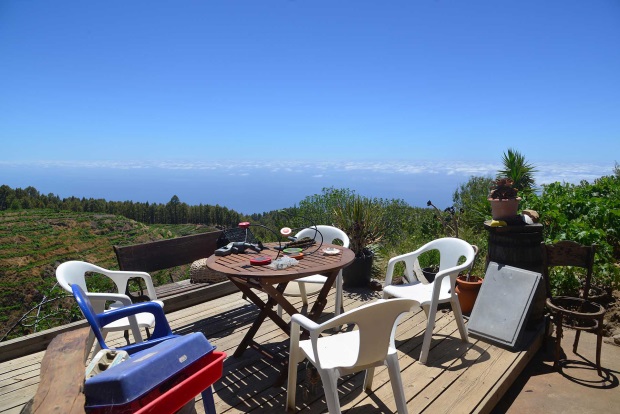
[524,173,620,294]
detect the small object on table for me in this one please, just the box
[250,256,272,266]
[284,237,316,249]
[266,256,299,270]
[322,247,340,255]
[283,248,303,254]
[283,248,304,260]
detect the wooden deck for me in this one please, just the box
[0,287,542,414]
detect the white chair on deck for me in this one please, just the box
[382,238,475,365]
[278,225,350,317]
[56,260,163,352]
[287,298,415,414]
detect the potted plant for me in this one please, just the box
[455,245,483,314]
[488,177,521,220]
[333,195,384,288]
[421,265,438,283]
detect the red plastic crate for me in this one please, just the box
[134,351,225,414]
[87,351,226,414]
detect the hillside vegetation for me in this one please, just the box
[0,209,216,339]
[2,157,619,341]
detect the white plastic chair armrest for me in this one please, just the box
[106,270,159,300]
[290,313,320,332]
[291,313,331,369]
[86,292,134,307]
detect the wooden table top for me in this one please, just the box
[206,243,355,284]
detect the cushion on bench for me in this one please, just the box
[190,258,227,284]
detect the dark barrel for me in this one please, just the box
[484,221,546,322]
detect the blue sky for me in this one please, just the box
[1,1,619,212]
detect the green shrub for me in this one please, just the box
[524,173,620,294]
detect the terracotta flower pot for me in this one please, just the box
[488,197,521,220]
[455,275,483,314]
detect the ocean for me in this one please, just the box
[0,160,613,215]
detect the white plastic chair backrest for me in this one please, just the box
[295,225,350,248]
[410,238,474,290]
[308,298,414,369]
[56,261,101,292]
[388,238,473,283]
[431,238,475,292]
[56,261,128,312]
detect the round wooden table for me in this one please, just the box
[206,243,355,358]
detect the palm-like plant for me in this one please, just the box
[498,148,537,193]
[332,195,384,257]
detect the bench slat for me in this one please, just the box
[114,231,222,273]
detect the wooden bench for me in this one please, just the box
[21,327,91,414]
[113,230,238,313]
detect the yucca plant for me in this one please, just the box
[332,195,384,257]
[498,148,537,194]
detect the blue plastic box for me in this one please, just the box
[84,332,215,410]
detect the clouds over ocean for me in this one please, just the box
[0,159,614,214]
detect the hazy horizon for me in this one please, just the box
[1,158,613,215]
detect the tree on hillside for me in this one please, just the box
[452,175,495,229]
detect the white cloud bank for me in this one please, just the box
[0,159,613,186]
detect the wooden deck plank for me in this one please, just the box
[473,327,543,414]
[416,338,501,414]
[0,287,542,414]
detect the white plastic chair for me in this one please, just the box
[287,298,415,414]
[278,225,350,317]
[382,238,476,365]
[56,260,164,351]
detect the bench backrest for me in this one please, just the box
[114,230,223,272]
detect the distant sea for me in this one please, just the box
[0,160,613,215]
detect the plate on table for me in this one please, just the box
[283,248,303,254]
[322,248,340,255]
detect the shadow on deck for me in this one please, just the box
[0,286,542,414]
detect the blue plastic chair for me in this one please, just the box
[71,284,179,355]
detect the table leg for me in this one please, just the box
[228,278,298,358]
[228,278,271,357]
[306,269,339,323]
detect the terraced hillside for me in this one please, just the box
[0,209,216,340]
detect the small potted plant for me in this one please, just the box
[455,245,483,314]
[488,177,521,220]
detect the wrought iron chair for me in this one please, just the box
[542,241,606,375]
[382,237,476,364]
[287,298,414,414]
